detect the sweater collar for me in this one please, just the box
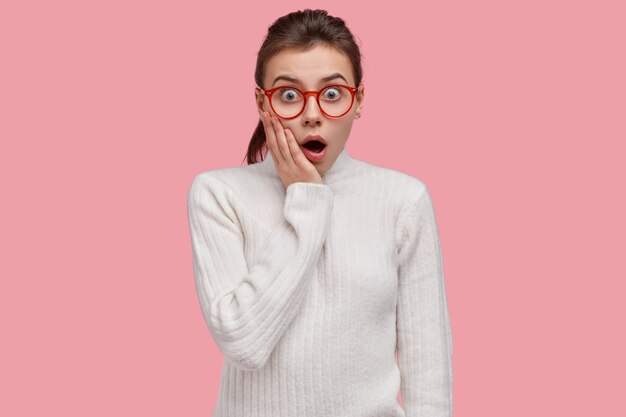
[257,146,354,184]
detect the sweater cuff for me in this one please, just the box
[283,182,334,245]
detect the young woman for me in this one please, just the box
[187,9,453,417]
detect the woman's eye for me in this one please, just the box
[279,88,301,102]
[322,87,342,101]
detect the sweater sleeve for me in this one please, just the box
[187,174,334,371]
[395,185,453,416]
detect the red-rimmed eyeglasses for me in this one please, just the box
[258,84,358,119]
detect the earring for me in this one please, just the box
[355,112,361,119]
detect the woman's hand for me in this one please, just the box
[259,110,324,188]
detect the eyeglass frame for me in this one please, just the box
[257,84,359,120]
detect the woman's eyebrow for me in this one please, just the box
[271,73,348,87]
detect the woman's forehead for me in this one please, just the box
[265,47,353,87]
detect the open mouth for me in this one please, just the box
[301,140,327,153]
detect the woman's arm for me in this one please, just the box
[187,173,333,371]
[395,184,453,416]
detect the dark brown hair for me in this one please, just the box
[243,9,364,165]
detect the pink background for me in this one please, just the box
[2,0,625,415]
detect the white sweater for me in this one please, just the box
[187,146,453,417]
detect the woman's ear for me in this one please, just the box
[355,83,365,113]
[255,88,265,111]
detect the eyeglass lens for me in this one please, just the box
[271,86,353,118]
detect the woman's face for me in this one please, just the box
[255,45,364,176]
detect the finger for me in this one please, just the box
[271,115,293,165]
[285,128,308,168]
[261,111,281,165]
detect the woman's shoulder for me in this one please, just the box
[188,163,282,208]
[190,165,253,189]
[354,158,429,198]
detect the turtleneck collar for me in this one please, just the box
[256,146,355,185]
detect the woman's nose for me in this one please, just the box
[302,95,323,124]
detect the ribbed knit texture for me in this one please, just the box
[187,147,453,417]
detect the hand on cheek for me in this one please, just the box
[258,110,324,187]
